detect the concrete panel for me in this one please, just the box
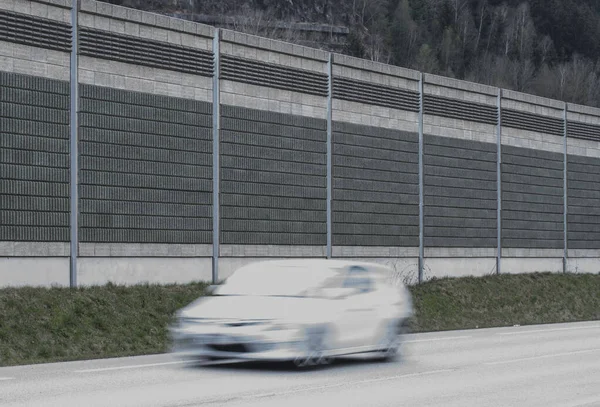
[502,89,564,113]
[80,0,212,38]
[501,127,563,154]
[332,53,420,83]
[568,112,600,127]
[567,137,600,158]
[0,41,70,81]
[220,81,327,119]
[221,29,328,63]
[332,246,419,258]
[501,258,563,274]
[423,116,496,143]
[78,56,213,102]
[222,44,327,74]
[332,65,419,92]
[1,0,71,22]
[424,257,496,280]
[0,257,69,287]
[78,243,212,257]
[568,103,600,120]
[424,83,497,107]
[424,248,497,258]
[566,258,600,274]
[78,257,212,286]
[501,248,564,258]
[219,245,326,257]
[0,242,70,257]
[332,100,418,132]
[424,73,497,96]
[568,249,600,258]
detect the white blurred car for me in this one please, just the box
[169,259,413,367]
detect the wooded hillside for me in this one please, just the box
[103,0,600,107]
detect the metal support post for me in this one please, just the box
[326,54,333,259]
[563,103,568,273]
[69,1,79,288]
[211,29,221,284]
[418,73,424,284]
[496,88,502,275]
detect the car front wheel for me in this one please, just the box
[293,324,332,368]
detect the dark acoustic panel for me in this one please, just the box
[332,121,419,247]
[332,77,420,112]
[0,9,71,52]
[0,72,69,242]
[79,28,213,76]
[79,85,212,244]
[502,145,564,249]
[221,55,328,96]
[423,134,497,248]
[220,105,327,245]
[567,154,600,249]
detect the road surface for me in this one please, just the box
[1,321,599,407]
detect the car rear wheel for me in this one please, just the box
[375,319,409,362]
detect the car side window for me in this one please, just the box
[342,266,372,293]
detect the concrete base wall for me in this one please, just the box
[566,258,600,274]
[0,257,70,288]
[501,257,563,274]
[219,256,422,284]
[424,257,497,280]
[0,254,596,288]
[77,257,212,286]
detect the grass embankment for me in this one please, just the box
[1,273,599,367]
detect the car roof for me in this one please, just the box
[236,259,392,274]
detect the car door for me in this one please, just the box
[334,266,379,350]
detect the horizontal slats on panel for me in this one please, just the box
[78,85,213,244]
[220,55,328,97]
[0,9,71,53]
[220,105,327,245]
[424,134,497,248]
[502,109,563,136]
[568,121,600,141]
[501,145,564,249]
[0,72,70,241]
[567,154,600,249]
[424,94,497,125]
[79,28,213,76]
[332,77,420,112]
[332,121,419,247]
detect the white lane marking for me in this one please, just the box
[404,335,472,343]
[74,360,194,373]
[248,369,454,400]
[0,377,15,381]
[484,348,600,366]
[497,325,600,336]
[562,396,600,407]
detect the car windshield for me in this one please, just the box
[215,264,342,297]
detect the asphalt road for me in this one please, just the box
[1,321,599,407]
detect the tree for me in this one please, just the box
[414,43,439,73]
[390,0,419,66]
